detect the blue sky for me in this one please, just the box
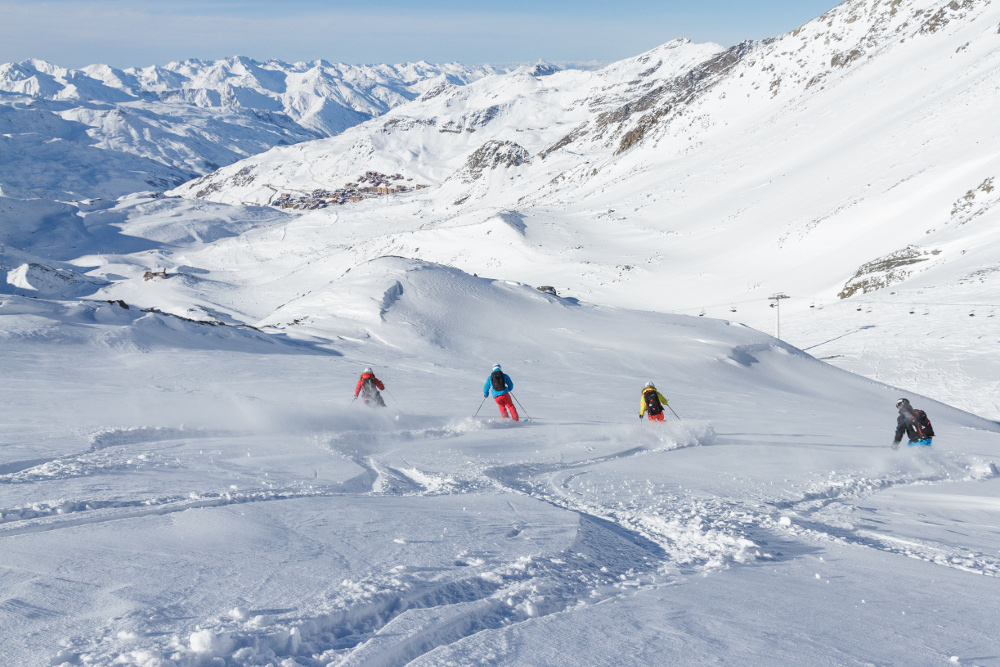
[0,0,839,68]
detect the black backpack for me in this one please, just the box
[643,389,663,416]
[912,410,935,438]
[491,369,506,391]
[362,376,377,394]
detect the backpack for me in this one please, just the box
[362,376,377,395]
[912,410,935,438]
[491,370,506,392]
[643,389,664,416]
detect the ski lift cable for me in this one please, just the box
[666,294,779,314]
[670,292,817,314]
[832,301,1000,308]
[668,296,1000,315]
[888,301,1000,307]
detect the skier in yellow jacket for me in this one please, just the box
[639,382,670,422]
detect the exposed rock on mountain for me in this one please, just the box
[460,141,531,182]
[838,247,942,298]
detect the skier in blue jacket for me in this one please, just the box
[483,364,518,421]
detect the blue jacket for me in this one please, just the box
[484,372,513,398]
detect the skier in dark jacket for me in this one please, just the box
[355,367,386,408]
[483,364,518,421]
[893,398,934,449]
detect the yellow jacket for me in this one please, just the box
[639,389,669,417]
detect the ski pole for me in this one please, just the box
[351,396,357,406]
[473,395,487,418]
[385,388,402,410]
[510,393,532,421]
[667,404,682,421]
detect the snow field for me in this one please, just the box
[783,282,1000,420]
[3,255,1000,665]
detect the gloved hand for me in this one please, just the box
[638,414,643,421]
[891,441,900,451]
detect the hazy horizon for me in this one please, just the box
[0,0,838,69]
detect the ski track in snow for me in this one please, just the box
[0,427,232,486]
[13,418,998,666]
[766,459,1000,578]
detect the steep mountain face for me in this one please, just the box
[0,57,500,199]
[173,39,728,204]
[173,0,1000,416]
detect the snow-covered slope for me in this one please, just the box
[4,2,1000,663]
[176,0,1000,417]
[2,257,999,666]
[0,57,501,199]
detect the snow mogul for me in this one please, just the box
[355,367,386,408]
[639,382,670,422]
[483,364,519,421]
[892,398,934,449]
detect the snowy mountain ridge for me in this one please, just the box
[0,56,504,199]
[182,0,999,202]
[0,56,503,132]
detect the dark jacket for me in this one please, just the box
[894,409,934,443]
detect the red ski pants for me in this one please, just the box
[495,393,519,421]
[647,412,665,422]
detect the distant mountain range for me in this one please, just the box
[0,56,504,199]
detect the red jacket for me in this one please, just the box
[355,373,385,397]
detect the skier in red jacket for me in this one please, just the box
[355,367,386,408]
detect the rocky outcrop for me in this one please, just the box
[459,141,530,182]
[839,247,942,298]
